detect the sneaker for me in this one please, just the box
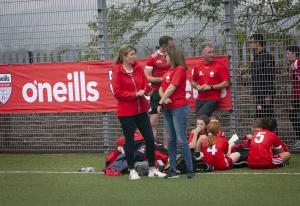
[234,161,248,168]
[292,140,300,149]
[202,164,214,172]
[148,168,166,178]
[129,169,141,180]
[187,171,195,178]
[164,169,179,179]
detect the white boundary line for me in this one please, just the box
[0,171,300,175]
[0,171,103,174]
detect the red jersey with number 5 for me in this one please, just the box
[248,129,283,165]
[201,136,232,170]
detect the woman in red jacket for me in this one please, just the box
[112,44,166,180]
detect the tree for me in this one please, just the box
[238,0,300,33]
[86,0,300,58]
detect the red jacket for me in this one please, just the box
[112,62,151,117]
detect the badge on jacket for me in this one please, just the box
[210,71,215,77]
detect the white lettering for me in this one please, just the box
[67,73,74,102]
[22,82,37,103]
[87,81,99,102]
[21,71,100,103]
[38,82,52,102]
[80,71,86,101]
[73,72,80,101]
[53,82,67,102]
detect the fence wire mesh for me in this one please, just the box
[0,0,300,152]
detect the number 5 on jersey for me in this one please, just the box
[254,132,265,143]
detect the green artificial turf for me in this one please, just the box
[0,154,300,206]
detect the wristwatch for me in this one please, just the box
[210,85,214,90]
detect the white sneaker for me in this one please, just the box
[292,140,300,149]
[129,170,141,180]
[148,168,166,178]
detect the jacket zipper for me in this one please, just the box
[130,76,141,113]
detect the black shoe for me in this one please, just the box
[187,171,195,178]
[202,164,214,172]
[164,169,179,179]
[234,161,248,168]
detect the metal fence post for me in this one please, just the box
[97,0,110,61]
[98,0,111,152]
[224,0,238,135]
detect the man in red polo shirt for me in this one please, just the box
[144,36,175,146]
[191,42,230,116]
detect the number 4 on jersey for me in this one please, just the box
[207,145,218,155]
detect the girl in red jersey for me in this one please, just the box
[248,118,291,169]
[201,121,240,170]
[157,45,194,178]
[189,115,209,151]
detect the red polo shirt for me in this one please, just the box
[161,65,188,110]
[145,50,170,91]
[193,59,229,101]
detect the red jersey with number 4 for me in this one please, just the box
[248,129,283,166]
[161,65,188,110]
[145,50,170,91]
[201,136,232,170]
[193,59,229,101]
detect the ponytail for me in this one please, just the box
[205,121,221,147]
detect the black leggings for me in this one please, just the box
[118,112,155,169]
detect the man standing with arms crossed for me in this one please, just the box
[249,33,275,118]
[145,36,175,148]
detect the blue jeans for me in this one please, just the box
[163,105,193,172]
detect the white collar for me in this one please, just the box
[157,49,167,56]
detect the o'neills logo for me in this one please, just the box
[0,73,12,104]
[22,71,99,103]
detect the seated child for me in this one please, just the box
[248,118,291,169]
[189,115,209,154]
[201,121,241,170]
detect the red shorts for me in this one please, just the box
[249,155,284,169]
[214,157,233,170]
[226,157,233,169]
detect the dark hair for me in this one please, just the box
[197,115,210,126]
[159,36,173,47]
[114,44,136,64]
[167,45,188,69]
[250,33,265,47]
[201,42,214,52]
[250,119,263,129]
[286,45,300,58]
[262,118,278,132]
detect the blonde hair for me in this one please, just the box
[167,45,188,69]
[114,44,137,64]
[205,121,221,147]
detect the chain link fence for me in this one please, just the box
[0,0,300,152]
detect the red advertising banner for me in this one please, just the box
[0,56,231,113]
